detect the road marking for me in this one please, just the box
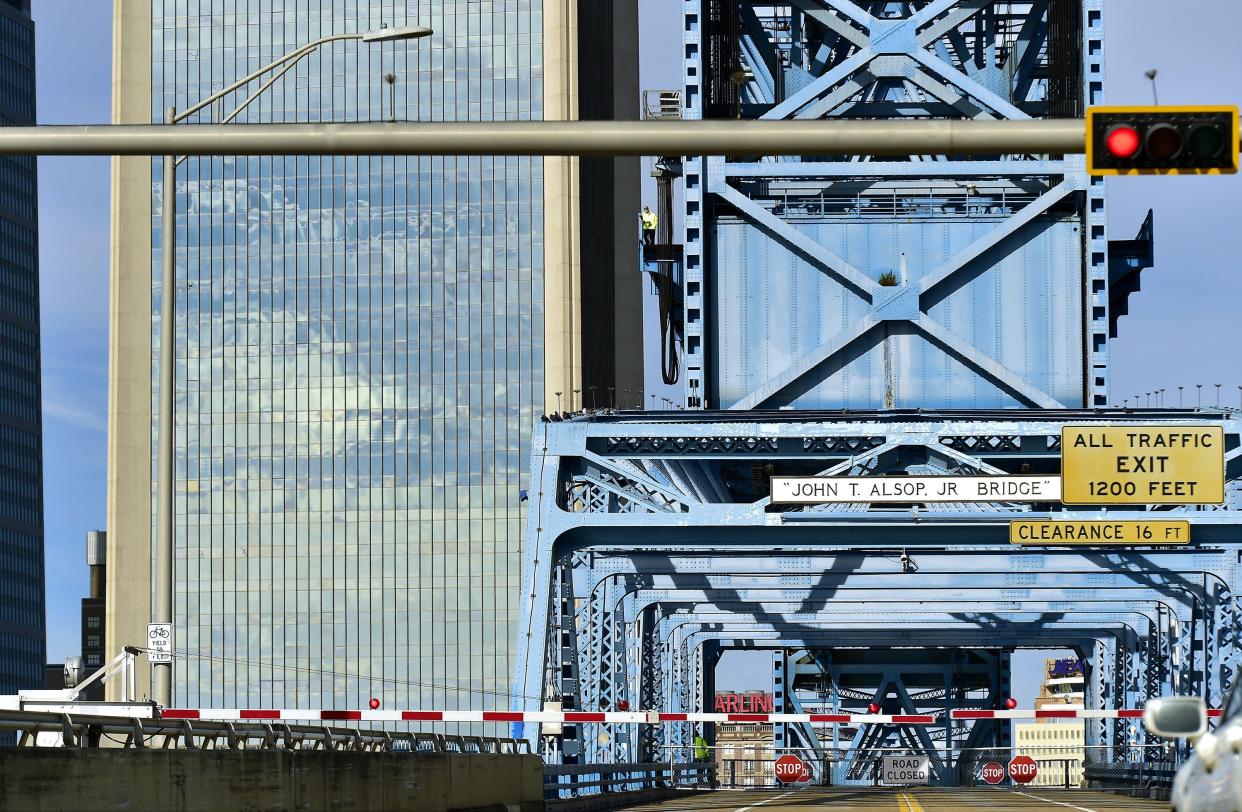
[734,788,798,812]
[1011,790,1100,812]
[899,792,925,812]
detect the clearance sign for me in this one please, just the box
[1060,425,1225,505]
[1010,520,1191,546]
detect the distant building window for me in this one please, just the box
[86,654,102,666]
[86,616,101,629]
[86,635,100,648]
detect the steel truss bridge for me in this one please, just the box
[514,411,1242,782]
[515,0,1240,790]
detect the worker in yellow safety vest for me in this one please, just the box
[641,206,658,245]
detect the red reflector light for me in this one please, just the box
[1105,126,1141,158]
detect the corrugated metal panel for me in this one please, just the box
[711,217,1083,409]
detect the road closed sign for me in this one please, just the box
[882,755,931,785]
[1061,425,1224,505]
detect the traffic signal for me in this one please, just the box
[1087,106,1239,175]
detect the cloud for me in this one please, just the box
[42,395,106,432]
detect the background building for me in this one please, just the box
[1034,657,1086,711]
[107,1,639,709]
[1015,657,1088,787]
[715,721,774,787]
[79,530,106,700]
[1014,721,1086,788]
[0,0,44,710]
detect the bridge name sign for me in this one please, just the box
[1061,426,1224,505]
[771,476,1061,504]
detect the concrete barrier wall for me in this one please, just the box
[0,749,544,812]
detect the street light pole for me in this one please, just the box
[151,24,431,707]
[153,110,176,706]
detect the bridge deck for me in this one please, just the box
[620,787,1166,811]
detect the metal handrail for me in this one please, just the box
[0,709,531,753]
[543,761,715,799]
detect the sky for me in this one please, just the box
[34,0,111,665]
[29,0,1242,712]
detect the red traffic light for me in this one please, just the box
[617,699,629,711]
[369,697,381,710]
[868,702,880,714]
[1089,106,1239,175]
[1105,125,1140,159]
[1005,697,1018,710]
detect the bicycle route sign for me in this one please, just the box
[147,623,172,663]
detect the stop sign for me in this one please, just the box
[1008,755,1038,784]
[981,761,1006,785]
[774,754,810,784]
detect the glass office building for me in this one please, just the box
[110,1,638,710]
[0,0,44,704]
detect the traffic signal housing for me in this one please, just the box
[1087,106,1239,176]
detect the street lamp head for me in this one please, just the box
[363,25,433,42]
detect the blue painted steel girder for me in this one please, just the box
[616,589,1200,621]
[515,411,1242,765]
[679,0,1113,409]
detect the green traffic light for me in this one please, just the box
[1187,123,1226,159]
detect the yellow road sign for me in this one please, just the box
[1061,425,1224,505]
[1010,520,1190,546]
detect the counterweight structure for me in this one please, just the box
[515,0,1241,785]
[683,0,1117,411]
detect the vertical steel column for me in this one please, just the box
[997,650,1012,749]
[638,605,663,762]
[555,559,586,762]
[772,650,788,753]
[1113,632,1131,758]
[680,0,707,408]
[1203,574,1236,710]
[1080,0,1111,407]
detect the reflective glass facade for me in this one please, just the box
[0,0,43,702]
[151,1,542,709]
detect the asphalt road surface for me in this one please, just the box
[619,787,1168,811]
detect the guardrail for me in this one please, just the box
[544,761,714,799]
[1084,761,1178,800]
[0,709,530,753]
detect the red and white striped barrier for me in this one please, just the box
[161,709,935,725]
[950,708,1224,720]
[160,708,1217,724]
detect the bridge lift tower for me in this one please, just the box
[515,0,1242,784]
